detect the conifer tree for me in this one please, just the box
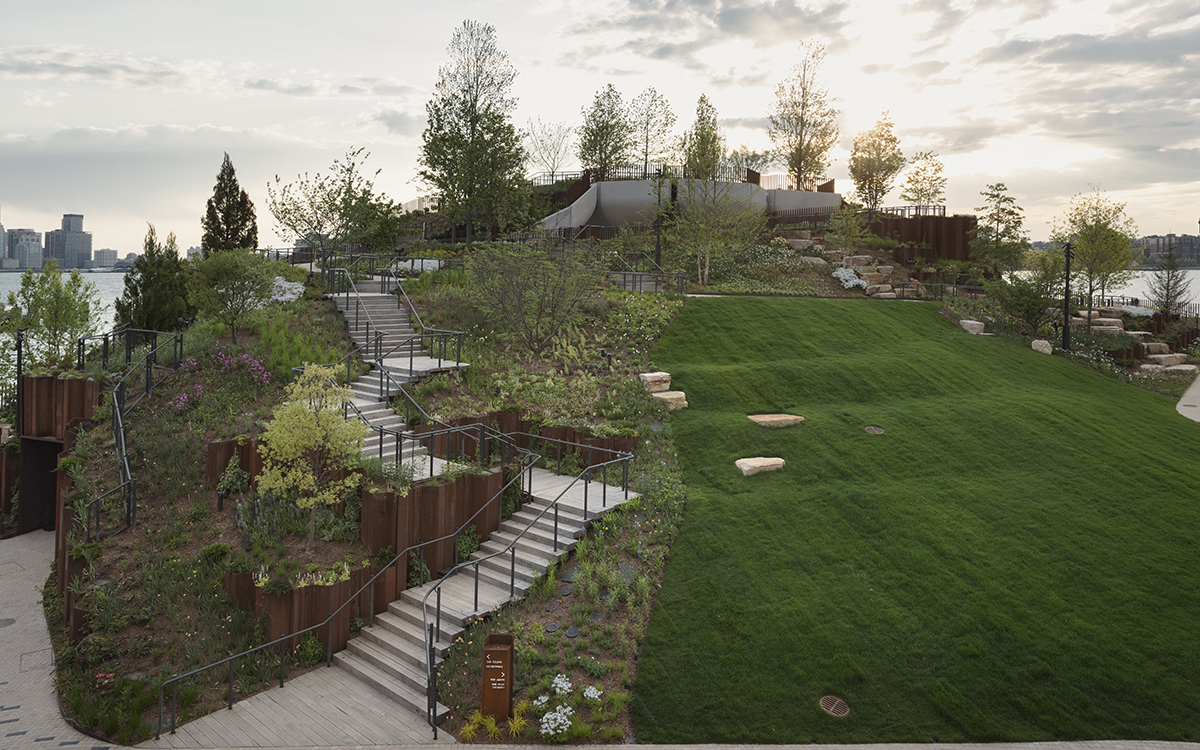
[115,224,191,332]
[202,153,258,255]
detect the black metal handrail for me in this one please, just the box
[421,437,633,738]
[326,268,388,362]
[155,420,537,738]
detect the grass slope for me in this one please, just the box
[633,297,1200,743]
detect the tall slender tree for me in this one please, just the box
[899,150,947,208]
[679,95,726,181]
[848,111,906,220]
[418,20,527,242]
[629,87,676,177]
[201,153,258,255]
[1050,188,1141,328]
[1146,240,1194,317]
[526,117,574,178]
[969,183,1029,276]
[115,224,191,331]
[768,40,840,191]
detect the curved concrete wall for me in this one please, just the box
[540,178,841,231]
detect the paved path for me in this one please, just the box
[0,531,101,750]
[1175,369,1200,422]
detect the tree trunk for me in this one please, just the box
[308,503,317,554]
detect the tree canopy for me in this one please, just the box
[526,117,574,177]
[1050,188,1142,327]
[418,20,527,242]
[629,87,676,177]
[115,223,191,332]
[848,112,905,218]
[898,150,947,207]
[679,95,727,182]
[768,40,839,191]
[187,248,276,344]
[7,258,102,364]
[969,183,1030,276]
[201,153,258,255]
[577,84,634,178]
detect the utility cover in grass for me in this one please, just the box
[748,414,805,427]
[736,457,785,475]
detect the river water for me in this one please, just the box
[1107,269,1200,304]
[0,271,128,328]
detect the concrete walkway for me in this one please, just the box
[0,530,100,750]
[1175,370,1200,421]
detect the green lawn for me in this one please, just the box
[632,297,1200,743]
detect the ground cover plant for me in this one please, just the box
[634,296,1200,743]
[44,284,377,743]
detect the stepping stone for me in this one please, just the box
[561,565,580,583]
[546,623,559,633]
[565,627,579,639]
[560,586,573,597]
[545,602,557,612]
[1130,331,1154,342]
[617,563,638,583]
[1147,353,1186,366]
[591,612,603,622]
[1146,342,1170,354]
[748,414,804,428]
[1166,364,1198,373]
[638,372,671,392]
[651,391,688,410]
[735,457,785,476]
[1091,326,1123,335]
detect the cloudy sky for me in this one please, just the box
[1,0,1197,253]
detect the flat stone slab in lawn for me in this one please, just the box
[748,414,805,428]
[652,390,688,410]
[736,457,785,476]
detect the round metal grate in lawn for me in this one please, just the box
[865,426,884,434]
[820,695,850,717]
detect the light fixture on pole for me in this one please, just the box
[1062,241,1074,351]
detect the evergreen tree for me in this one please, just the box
[1146,240,1194,317]
[201,153,258,255]
[115,224,191,332]
[969,183,1030,276]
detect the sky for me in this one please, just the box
[1,0,1197,253]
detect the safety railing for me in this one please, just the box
[155,418,538,739]
[326,268,388,362]
[387,278,464,371]
[421,436,633,738]
[74,326,185,542]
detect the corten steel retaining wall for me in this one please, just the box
[875,214,978,263]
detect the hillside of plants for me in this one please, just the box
[633,296,1200,743]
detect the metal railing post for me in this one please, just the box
[279,638,286,687]
[228,660,234,710]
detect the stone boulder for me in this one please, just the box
[748,414,805,428]
[850,255,874,266]
[959,320,985,334]
[1092,318,1124,328]
[1032,339,1053,355]
[1166,364,1198,373]
[1130,331,1154,342]
[1140,364,1166,372]
[796,256,831,269]
[1146,342,1170,354]
[876,265,894,276]
[1147,353,1186,366]
[851,265,876,275]
[866,284,893,295]
[788,238,814,251]
[1099,306,1125,318]
[795,230,812,240]
[1091,326,1123,335]
[861,273,886,286]
[872,292,897,299]
[639,372,671,392]
[735,457,785,476]
[651,391,688,410]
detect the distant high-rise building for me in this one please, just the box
[11,229,44,269]
[93,248,117,267]
[186,246,203,261]
[1137,234,1200,263]
[45,213,92,268]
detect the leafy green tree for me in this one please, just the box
[526,117,574,177]
[7,258,102,363]
[848,112,906,220]
[728,145,776,178]
[768,40,839,191]
[898,150,947,207]
[1050,188,1141,329]
[201,153,258,255]
[1146,240,1194,317]
[969,183,1030,276]
[257,365,367,553]
[115,224,191,332]
[187,248,275,344]
[468,245,601,360]
[825,201,871,259]
[984,248,1065,335]
[267,148,381,267]
[679,95,727,181]
[418,20,527,243]
[629,87,676,177]
[577,84,634,178]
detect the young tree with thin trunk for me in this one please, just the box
[7,259,101,364]
[629,87,676,177]
[768,40,839,191]
[418,20,527,242]
[969,183,1030,277]
[1049,188,1141,331]
[201,153,258,255]
[1146,240,1194,317]
[257,365,367,554]
[577,84,634,179]
[898,150,947,208]
[187,248,276,344]
[848,112,905,220]
[526,118,574,177]
[728,145,776,179]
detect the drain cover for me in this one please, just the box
[561,565,581,583]
[560,586,573,597]
[865,426,884,434]
[820,695,849,717]
[565,627,580,638]
[545,602,557,612]
[545,623,559,633]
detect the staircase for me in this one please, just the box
[332,467,638,723]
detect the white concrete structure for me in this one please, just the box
[540,178,841,233]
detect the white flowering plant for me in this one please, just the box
[832,267,867,290]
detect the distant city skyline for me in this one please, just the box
[1,0,1198,253]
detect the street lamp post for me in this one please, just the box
[654,168,663,270]
[1062,241,1074,352]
